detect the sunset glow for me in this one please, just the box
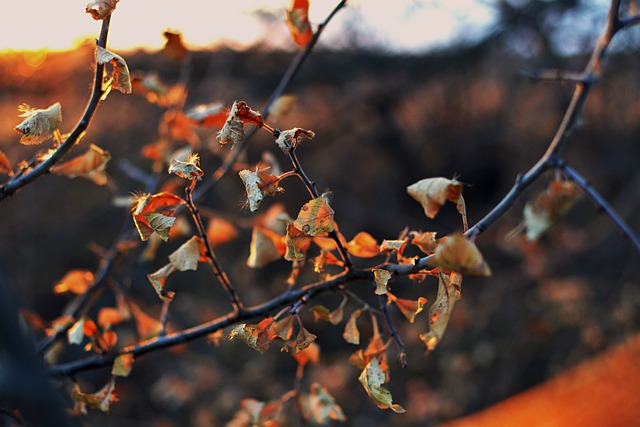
[0,1,497,53]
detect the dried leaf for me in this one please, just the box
[313,248,343,273]
[373,268,392,295]
[229,323,271,354]
[303,383,346,423]
[268,95,297,123]
[238,168,283,212]
[71,378,118,414]
[380,239,407,255]
[387,294,428,323]
[412,231,438,255]
[51,144,111,185]
[420,272,462,351]
[147,263,177,301]
[312,297,346,325]
[53,269,94,294]
[14,102,62,145]
[163,30,189,62]
[284,222,312,261]
[132,192,184,241]
[131,71,169,105]
[86,0,119,20]
[343,309,363,345]
[129,302,162,340]
[206,215,238,246]
[407,177,465,219]
[358,358,405,413]
[217,101,262,145]
[168,153,204,181]
[97,307,124,328]
[429,233,491,276]
[270,315,295,341]
[168,236,204,271]
[346,231,380,258]
[523,180,581,241]
[112,353,134,377]
[293,194,334,237]
[275,127,315,151]
[184,102,227,127]
[295,325,317,353]
[95,46,131,94]
[0,150,13,176]
[293,342,320,367]
[285,0,314,48]
[247,226,285,268]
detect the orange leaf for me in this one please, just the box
[346,231,380,258]
[217,101,263,145]
[162,30,189,62]
[0,150,13,176]
[312,297,346,325]
[295,325,317,353]
[51,144,111,185]
[95,46,131,94]
[412,231,438,255]
[407,177,465,220]
[343,309,363,345]
[239,168,284,212]
[293,342,320,367]
[184,102,228,127]
[387,294,428,323]
[420,272,462,351]
[168,236,203,271]
[129,301,161,340]
[112,353,134,377]
[380,239,407,255]
[313,249,343,273]
[168,153,204,181]
[131,71,169,105]
[53,269,94,294]
[285,0,314,48]
[358,358,405,413]
[285,223,312,261]
[206,215,238,246]
[429,233,491,276]
[97,307,124,328]
[303,382,346,423]
[523,180,581,241]
[132,192,184,241]
[373,269,392,295]
[160,110,199,146]
[230,321,273,354]
[293,194,334,237]
[270,316,295,341]
[247,226,285,268]
[71,377,118,414]
[147,263,177,301]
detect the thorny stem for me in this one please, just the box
[0,16,112,202]
[185,183,244,311]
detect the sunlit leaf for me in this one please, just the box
[168,236,204,271]
[68,317,86,345]
[184,102,227,127]
[373,268,392,295]
[343,308,363,345]
[387,294,427,323]
[131,71,169,105]
[284,222,312,261]
[247,226,285,268]
[71,377,118,414]
[293,342,320,367]
[129,301,162,340]
[0,150,13,176]
[313,248,343,273]
[229,320,273,354]
[380,239,407,255]
[51,144,111,185]
[420,271,462,351]
[97,307,124,328]
[523,180,581,241]
[358,358,405,413]
[206,214,238,246]
[429,232,491,276]
[312,297,346,325]
[86,0,119,20]
[303,383,347,423]
[95,46,131,94]
[411,231,438,255]
[295,325,317,353]
[14,102,62,145]
[53,269,94,295]
[407,177,465,220]
[270,315,295,341]
[112,353,134,377]
[160,110,199,146]
[238,168,283,212]
[217,101,263,145]
[285,0,314,48]
[168,152,204,181]
[293,194,334,237]
[147,263,176,301]
[132,192,184,241]
[346,231,380,258]
[275,127,315,151]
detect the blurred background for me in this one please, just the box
[1,0,640,426]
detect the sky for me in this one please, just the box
[0,0,499,53]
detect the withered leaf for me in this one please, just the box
[95,46,131,94]
[358,358,405,413]
[285,0,314,48]
[14,102,62,145]
[51,144,111,185]
[429,233,491,276]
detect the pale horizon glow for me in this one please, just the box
[0,1,497,54]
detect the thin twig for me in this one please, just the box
[0,16,112,201]
[185,183,244,310]
[377,294,407,368]
[558,161,640,253]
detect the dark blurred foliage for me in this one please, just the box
[1,3,640,426]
